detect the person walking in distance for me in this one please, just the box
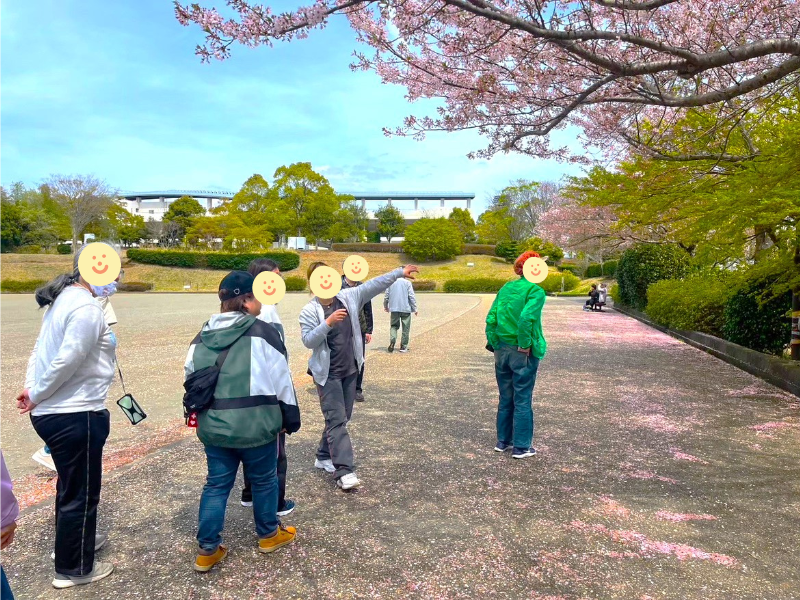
[301,261,419,490]
[185,271,300,572]
[341,266,373,402]
[238,259,296,518]
[17,247,116,588]
[384,274,417,353]
[485,251,547,460]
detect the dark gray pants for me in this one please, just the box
[390,312,412,348]
[316,371,358,479]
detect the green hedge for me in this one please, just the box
[723,278,791,356]
[646,278,732,337]
[586,260,618,278]
[330,243,404,254]
[443,278,509,293]
[127,249,300,272]
[118,282,153,292]
[412,280,437,291]
[1,279,47,293]
[617,244,691,310]
[284,276,306,292]
[610,283,621,305]
[539,270,581,294]
[462,244,496,256]
[57,244,72,255]
[17,245,42,254]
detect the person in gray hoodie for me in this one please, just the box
[384,276,418,353]
[300,262,419,491]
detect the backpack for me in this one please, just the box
[182,346,232,422]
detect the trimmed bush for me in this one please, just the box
[412,280,437,291]
[645,277,732,337]
[723,278,791,356]
[284,276,306,292]
[586,260,618,278]
[402,218,463,262]
[443,278,509,293]
[17,245,42,254]
[57,244,72,255]
[118,282,153,292]
[495,241,519,262]
[126,249,300,272]
[330,243,404,253]
[462,244,496,256]
[616,244,691,310]
[539,270,581,294]
[610,283,621,305]
[1,279,46,293]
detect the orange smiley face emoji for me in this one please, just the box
[523,256,548,284]
[253,271,286,305]
[78,242,121,286]
[309,266,342,299]
[343,255,369,282]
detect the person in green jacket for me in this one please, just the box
[485,251,547,459]
[184,271,301,572]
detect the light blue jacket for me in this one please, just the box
[384,278,417,314]
[300,268,405,386]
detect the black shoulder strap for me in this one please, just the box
[215,346,232,368]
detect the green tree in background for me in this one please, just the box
[163,195,205,245]
[273,162,336,237]
[375,204,405,243]
[448,207,476,243]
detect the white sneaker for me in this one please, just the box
[240,500,253,507]
[52,532,107,560]
[52,561,114,589]
[314,459,335,474]
[337,473,361,490]
[32,447,56,471]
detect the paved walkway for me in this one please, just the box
[3,297,799,599]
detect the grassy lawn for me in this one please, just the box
[1,251,520,292]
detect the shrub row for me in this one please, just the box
[118,282,154,292]
[57,244,72,255]
[1,279,46,293]
[284,276,307,292]
[127,249,300,272]
[617,244,691,310]
[16,245,42,254]
[330,243,404,253]
[443,278,508,293]
[585,260,618,278]
[412,280,437,291]
[645,276,791,356]
[462,244,496,256]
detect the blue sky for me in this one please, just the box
[1,0,583,214]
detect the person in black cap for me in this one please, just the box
[184,271,301,572]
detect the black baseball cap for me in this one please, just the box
[218,271,254,301]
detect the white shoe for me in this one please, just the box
[240,500,253,507]
[52,561,114,588]
[337,473,361,490]
[52,532,107,560]
[314,459,335,474]
[32,447,56,471]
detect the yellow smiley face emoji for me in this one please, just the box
[253,271,286,305]
[523,257,549,284]
[309,266,342,299]
[78,243,121,286]
[343,255,369,282]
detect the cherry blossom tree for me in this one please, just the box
[175,0,800,161]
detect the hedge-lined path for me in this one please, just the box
[3,296,799,599]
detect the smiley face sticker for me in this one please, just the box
[78,242,121,286]
[523,256,549,284]
[253,271,286,305]
[343,255,369,282]
[309,265,342,299]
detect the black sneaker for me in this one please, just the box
[355,392,365,403]
[388,343,395,353]
[241,489,253,507]
[512,447,537,459]
[494,441,513,452]
[277,499,296,517]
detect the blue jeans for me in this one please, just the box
[198,441,279,552]
[494,344,540,450]
[1,566,13,600]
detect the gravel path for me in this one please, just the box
[2,296,799,599]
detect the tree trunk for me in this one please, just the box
[72,230,79,254]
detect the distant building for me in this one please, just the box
[117,190,476,229]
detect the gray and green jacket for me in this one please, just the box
[184,312,300,448]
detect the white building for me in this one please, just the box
[117,190,233,221]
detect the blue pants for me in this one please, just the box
[1,566,14,600]
[494,345,540,450]
[198,440,279,552]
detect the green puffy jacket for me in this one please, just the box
[485,277,547,358]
